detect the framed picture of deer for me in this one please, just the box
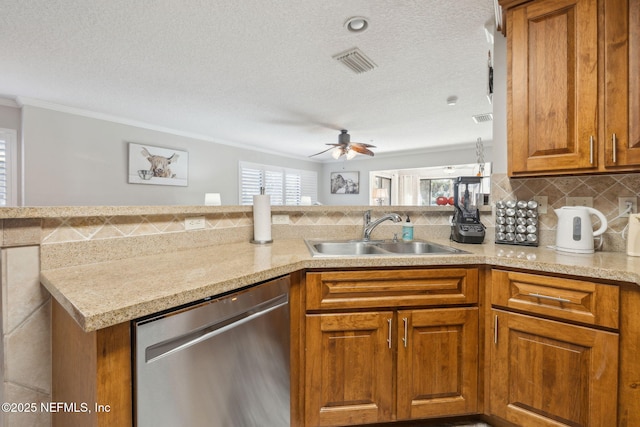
[128,142,188,186]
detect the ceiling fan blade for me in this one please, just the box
[351,142,376,148]
[349,144,375,156]
[308,146,335,157]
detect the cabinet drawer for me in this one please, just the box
[491,270,619,329]
[306,268,478,311]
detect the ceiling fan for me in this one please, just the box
[309,129,376,159]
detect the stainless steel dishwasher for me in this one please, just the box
[134,276,290,427]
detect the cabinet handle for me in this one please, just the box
[402,317,408,348]
[494,314,498,344]
[589,135,594,164]
[612,133,617,163]
[528,292,571,303]
[387,318,392,349]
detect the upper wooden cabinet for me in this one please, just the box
[501,0,640,176]
[604,0,640,167]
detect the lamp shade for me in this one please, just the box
[374,188,387,199]
[204,193,222,206]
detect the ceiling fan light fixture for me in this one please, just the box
[331,147,343,159]
[346,148,358,160]
[345,16,369,33]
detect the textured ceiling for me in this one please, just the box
[0,0,496,160]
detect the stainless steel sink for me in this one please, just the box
[305,239,469,257]
[310,241,388,256]
[375,241,466,254]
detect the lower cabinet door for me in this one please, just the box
[490,309,619,427]
[304,312,394,427]
[396,307,479,420]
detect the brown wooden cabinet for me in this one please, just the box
[488,269,619,426]
[304,311,394,427]
[52,301,132,427]
[501,0,640,176]
[396,307,478,420]
[604,0,640,167]
[302,269,479,427]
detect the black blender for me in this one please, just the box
[450,176,486,244]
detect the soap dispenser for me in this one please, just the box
[402,215,414,241]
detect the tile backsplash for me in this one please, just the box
[491,172,640,251]
[33,172,640,258]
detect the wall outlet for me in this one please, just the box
[618,197,638,217]
[272,214,289,225]
[185,216,206,230]
[532,196,548,214]
[566,196,593,207]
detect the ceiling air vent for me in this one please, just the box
[333,48,377,74]
[472,113,493,123]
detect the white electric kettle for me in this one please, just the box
[554,206,608,253]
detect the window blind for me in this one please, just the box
[0,137,6,206]
[239,161,317,206]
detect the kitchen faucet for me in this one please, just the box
[362,210,403,240]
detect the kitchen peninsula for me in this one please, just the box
[3,205,639,427]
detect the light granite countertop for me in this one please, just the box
[40,238,640,332]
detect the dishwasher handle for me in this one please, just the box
[145,293,288,363]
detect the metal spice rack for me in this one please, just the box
[495,200,539,246]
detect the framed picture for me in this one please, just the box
[128,142,188,186]
[330,171,359,194]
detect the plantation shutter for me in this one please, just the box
[285,172,301,205]
[264,168,284,205]
[239,161,317,206]
[299,170,317,203]
[0,129,16,207]
[240,164,264,205]
[0,137,6,206]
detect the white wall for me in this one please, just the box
[21,106,323,206]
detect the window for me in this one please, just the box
[0,128,17,206]
[239,161,317,206]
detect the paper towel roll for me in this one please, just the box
[252,194,272,243]
[627,214,640,256]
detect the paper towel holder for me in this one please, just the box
[250,238,273,244]
[251,187,273,244]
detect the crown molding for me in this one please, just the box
[0,97,19,108]
[14,97,316,162]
